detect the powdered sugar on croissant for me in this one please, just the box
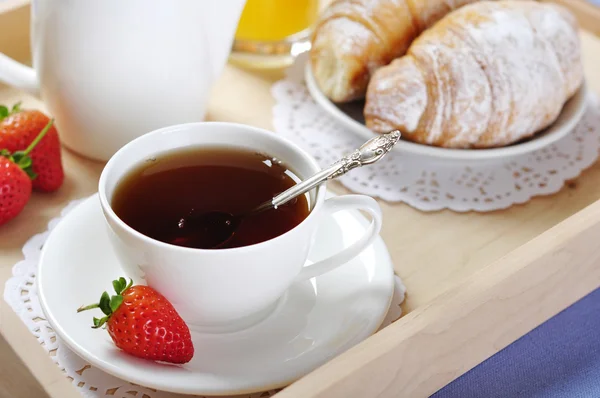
[310,0,504,103]
[364,1,584,149]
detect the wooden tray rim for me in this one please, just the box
[1,1,600,397]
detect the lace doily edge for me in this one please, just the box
[270,82,600,213]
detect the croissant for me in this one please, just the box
[364,0,584,149]
[310,0,502,103]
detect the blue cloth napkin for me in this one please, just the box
[431,288,600,397]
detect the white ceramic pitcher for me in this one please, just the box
[0,0,246,161]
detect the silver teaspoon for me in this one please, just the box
[251,129,401,214]
[170,130,401,249]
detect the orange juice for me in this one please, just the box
[235,0,319,42]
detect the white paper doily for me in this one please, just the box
[3,197,406,398]
[272,55,600,212]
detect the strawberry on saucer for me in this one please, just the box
[77,277,194,364]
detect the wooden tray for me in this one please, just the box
[1,1,600,397]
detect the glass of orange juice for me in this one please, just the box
[230,0,319,68]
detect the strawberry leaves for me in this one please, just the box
[112,277,131,295]
[110,295,124,312]
[92,316,106,328]
[0,149,35,178]
[78,277,133,329]
[0,103,21,122]
[99,291,111,314]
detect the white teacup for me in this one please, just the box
[98,122,382,330]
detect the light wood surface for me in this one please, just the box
[1,1,600,398]
[0,335,49,398]
[278,193,600,398]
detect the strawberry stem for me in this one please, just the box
[77,303,100,312]
[23,118,54,155]
[77,277,133,329]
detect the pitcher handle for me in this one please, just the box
[295,195,382,281]
[0,53,39,95]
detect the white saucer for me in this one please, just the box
[37,193,394,396]
[305,64,588,162]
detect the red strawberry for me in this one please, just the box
[0,155,32,225]
[0,119,55,225]
[77,278,194,364]
[0,103,64,192]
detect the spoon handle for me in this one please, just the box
[270,130,401,209]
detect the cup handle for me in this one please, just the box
[295,195,382,281]
[0,53,39,95]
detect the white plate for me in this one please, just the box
[37,193,394,396]
[305,64,588,162]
